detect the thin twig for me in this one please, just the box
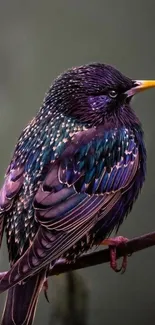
[48,231,155,276]
[0,231,154,280]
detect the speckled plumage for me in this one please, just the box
[0,63,147,324]
[4,114,87,262]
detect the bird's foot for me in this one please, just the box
[101,236,128,274]
[43,279,50,303]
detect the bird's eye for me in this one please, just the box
[108,90,118,98]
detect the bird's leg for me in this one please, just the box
[43,279,50,303]
[101,236,128,273]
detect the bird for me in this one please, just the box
[0,62,154,324]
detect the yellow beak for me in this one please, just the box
[125,80,155,97]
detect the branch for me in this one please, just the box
[48,231,155,276]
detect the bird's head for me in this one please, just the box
[45,63,155,127]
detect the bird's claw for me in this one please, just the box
[109,246,127,274]
[101,236,128,273]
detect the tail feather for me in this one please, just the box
[1,269,46,325]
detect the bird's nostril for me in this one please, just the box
[133,80,142,87]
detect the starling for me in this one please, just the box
[0,63,154,324]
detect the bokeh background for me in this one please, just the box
[0,1,155,324]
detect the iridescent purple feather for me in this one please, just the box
[0,63,146,325]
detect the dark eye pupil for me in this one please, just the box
[109,90,117,98]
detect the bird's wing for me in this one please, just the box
[0,127,139,292]
[34,126,139,230]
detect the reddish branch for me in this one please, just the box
[0,232,154,280]
[49,231,155,276]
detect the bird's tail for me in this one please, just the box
[1,269,47,325]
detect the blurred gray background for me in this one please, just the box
[0,1,155,324]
